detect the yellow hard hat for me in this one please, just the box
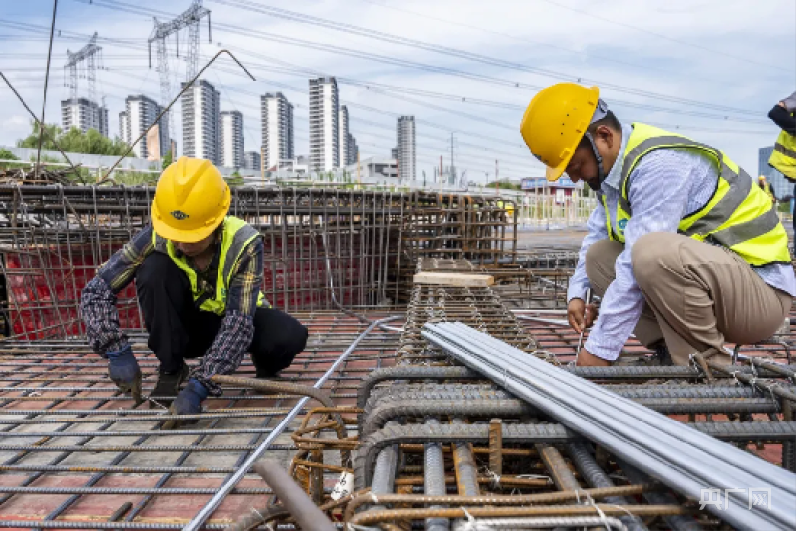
[520,83,600,181]
[151,156,231,243]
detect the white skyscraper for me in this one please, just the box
[220,111,244,169]
[309,77,339,172]
[397,116,416,182]
[261,92,294,170]
[339,105,351,167]
[61,98,109,138]
[118,94,170,159]
[181,79,221,164]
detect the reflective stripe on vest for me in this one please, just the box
[152,216,267,315]
[768,129,796,181]
[602,123,791,267]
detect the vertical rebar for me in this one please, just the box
[423,418,449,531]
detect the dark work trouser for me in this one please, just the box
[135,252,308,376]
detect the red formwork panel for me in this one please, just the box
[3,234,380,339]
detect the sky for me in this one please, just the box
[0,0,795,183]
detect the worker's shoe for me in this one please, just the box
[106,345,142,404]
[652,343,672,366]
[150,362,191,408]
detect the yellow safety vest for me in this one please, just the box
[601,123,791,267]
[152,216,267,315]
[768,128,796,182]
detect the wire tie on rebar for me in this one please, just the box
[607,503,636,520]
[687,353,703,377]
[369,491,379,504]
[585,494,612,531]
[250,507,266,523]
[460,507,476,531]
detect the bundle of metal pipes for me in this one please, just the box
[422,322,796,531]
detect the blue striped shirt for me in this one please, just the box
[568,123,796,360]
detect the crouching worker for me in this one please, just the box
[81,157,309,419]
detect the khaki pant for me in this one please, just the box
[585,233,793,366]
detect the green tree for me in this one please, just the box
[17,123,62,151]
[162,149,173,170]
[226,171,244,187]
[17,123,128,156]
[0,148,21,170]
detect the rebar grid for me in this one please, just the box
[0,186,516,340]
[0,313,402,529]
[336,259,796,531]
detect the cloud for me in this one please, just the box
[0,0,794,178]
[2,115,29,130]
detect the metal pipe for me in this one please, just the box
[253,460,336,531]
[423,322,796,531]
[453,516,628,531]
[183,314,402,531]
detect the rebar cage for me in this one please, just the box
[0,185,516,340]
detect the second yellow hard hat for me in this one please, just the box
[151,156,231,243]
[520,83,600,181]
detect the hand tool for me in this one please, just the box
[576,287,593,356]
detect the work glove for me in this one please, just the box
[106,345,142,404]
[164,378,209,429]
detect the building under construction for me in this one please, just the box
[0,182,794,531]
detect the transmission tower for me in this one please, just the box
[148,0,211,128]
[64,32,102,103]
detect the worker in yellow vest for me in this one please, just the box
[520,83,794,367]
[758,175,777,204]
[81,157,308,420]
[768,91,795,229]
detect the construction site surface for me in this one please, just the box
[0,185,795,531]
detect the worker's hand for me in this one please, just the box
[576,347,611,367]
[567,298,598,333]
[106,345,142,403]
[165,379,209,428]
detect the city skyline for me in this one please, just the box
[1,0,794,182]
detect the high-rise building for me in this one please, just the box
[220,111,244,169]
[397,116,416,182]
[119,111,128,144]
[61,98,109,137]
[309,77,339,171]
[181,79,221,164]
[118,94,170,159]
[759,145,794,200]
[348,133,358,165]
[261,92,294,170]
[339,105,351,166]
[243,150,261,171]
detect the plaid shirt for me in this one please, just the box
[81,223,265,395]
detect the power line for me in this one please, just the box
[204,0,767,115]
[80,0,766,117]
[536,0,792,74]
[356,0,726,86]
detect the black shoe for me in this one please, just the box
[653,343,672,366]
[150,363,191,408]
